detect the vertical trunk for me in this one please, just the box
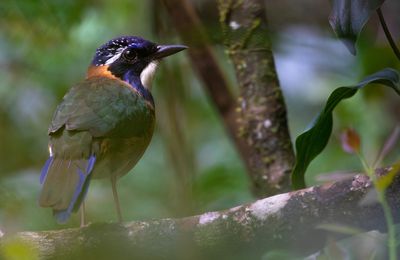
[219,0,295,196]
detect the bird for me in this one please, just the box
[38,36,187,225]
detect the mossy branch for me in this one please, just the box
[2,169,400,259]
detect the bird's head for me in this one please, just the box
[88,36,187,89]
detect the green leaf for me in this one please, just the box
[375,162,400,191]
[292,68,400,189]
[329,0,385,55]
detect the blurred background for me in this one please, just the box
[0,0,399,238]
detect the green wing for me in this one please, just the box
[40,77,155,223]
[49,77,154,138]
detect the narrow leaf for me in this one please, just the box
[292,68,400,189]
[329,0,385,55]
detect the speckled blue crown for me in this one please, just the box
[91,36,157,66]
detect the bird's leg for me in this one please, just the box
[80,200,86,227]
[111,176,123,222]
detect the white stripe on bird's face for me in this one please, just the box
[104,47,126,65]
[140,61,159,89]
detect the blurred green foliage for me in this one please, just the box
[0,0,399,258]
[1,237,39,260]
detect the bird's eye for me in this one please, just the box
[122,49,137,61]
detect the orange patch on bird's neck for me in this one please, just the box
[87,65,119,80]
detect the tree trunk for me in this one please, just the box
[219,0,295,196]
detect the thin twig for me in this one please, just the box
[377,8,400,61]
[373,124,400,168]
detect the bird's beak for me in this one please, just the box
[152,44,187,60]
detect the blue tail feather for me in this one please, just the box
[54,155,96,224]
[55,168,86,224]
[53,155,96,223]
[40,156,54,184]
[54,210,71,224]
[86,155,96,173]
[77,155,97,209]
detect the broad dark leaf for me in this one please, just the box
[292,68,400,189]
[329,0,385,55]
